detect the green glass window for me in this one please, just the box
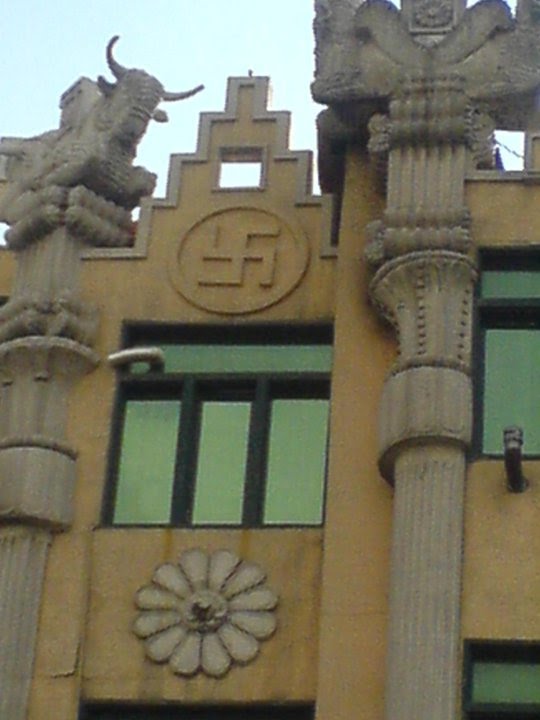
[477,259,540,456]
[472,662,540,704]
[106,326,332,527]
[465,642,540,718]
[159,343,332,374]
[264,399,328,525]
[113,400,180,524]
[192,402,250,525]
[483,330,540,454]
[482,270,540,300]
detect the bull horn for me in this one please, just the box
[106,35,127,80]
[162,84,204,102]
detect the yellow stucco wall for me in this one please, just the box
[463,177,540,643]
[315,151,392,720]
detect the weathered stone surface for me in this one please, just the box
[386,445,465,720]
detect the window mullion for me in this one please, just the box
[170,377,199,525]
[243,378,270,526]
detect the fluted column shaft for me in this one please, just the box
[0,527,51,720]
[385,445,465,720]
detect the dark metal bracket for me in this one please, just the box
[503,426,528,493]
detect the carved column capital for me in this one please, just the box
[370,250,476,481]
[0,337,98,528]
[370,250,476,374]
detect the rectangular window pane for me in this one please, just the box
[264,399,328,524]
[483,329,540,454]
[192,402,250,524]
[482,270,540,299]
[158,345,332,374]
[472,661,540,704]
[114,400,180,524]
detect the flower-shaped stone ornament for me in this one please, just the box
[133,548,278,677]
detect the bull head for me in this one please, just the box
[97,36,204,124]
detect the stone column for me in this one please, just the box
[0,226,98,720]
[368,78,476,720]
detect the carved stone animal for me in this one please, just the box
[0,36,203,214]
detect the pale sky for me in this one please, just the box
[0,0,522,206]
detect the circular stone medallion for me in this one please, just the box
[169,207,309,314]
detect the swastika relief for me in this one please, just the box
[169,207,309,314]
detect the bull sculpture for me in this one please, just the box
[0,36,203,247]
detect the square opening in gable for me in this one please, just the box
[0,223,8,247]
[218,147,264,189]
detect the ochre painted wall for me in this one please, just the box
[463,177,540,642]
[315,150,393,720]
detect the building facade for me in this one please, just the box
[0,2,539,719]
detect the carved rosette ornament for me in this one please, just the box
[412,0,454,29]
[133,548,278,678]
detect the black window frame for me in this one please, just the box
[463,640,540,719]
[80,703,315,720]
[102,323,333,529]
[473,250,540,459]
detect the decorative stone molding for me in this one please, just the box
[378,366,472,481]
[366,214,472,266]
[468,108,498,171]
[388,76,471,148]
[5,184,135,250]
[133,548,278,678]
[0,293,99,346]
